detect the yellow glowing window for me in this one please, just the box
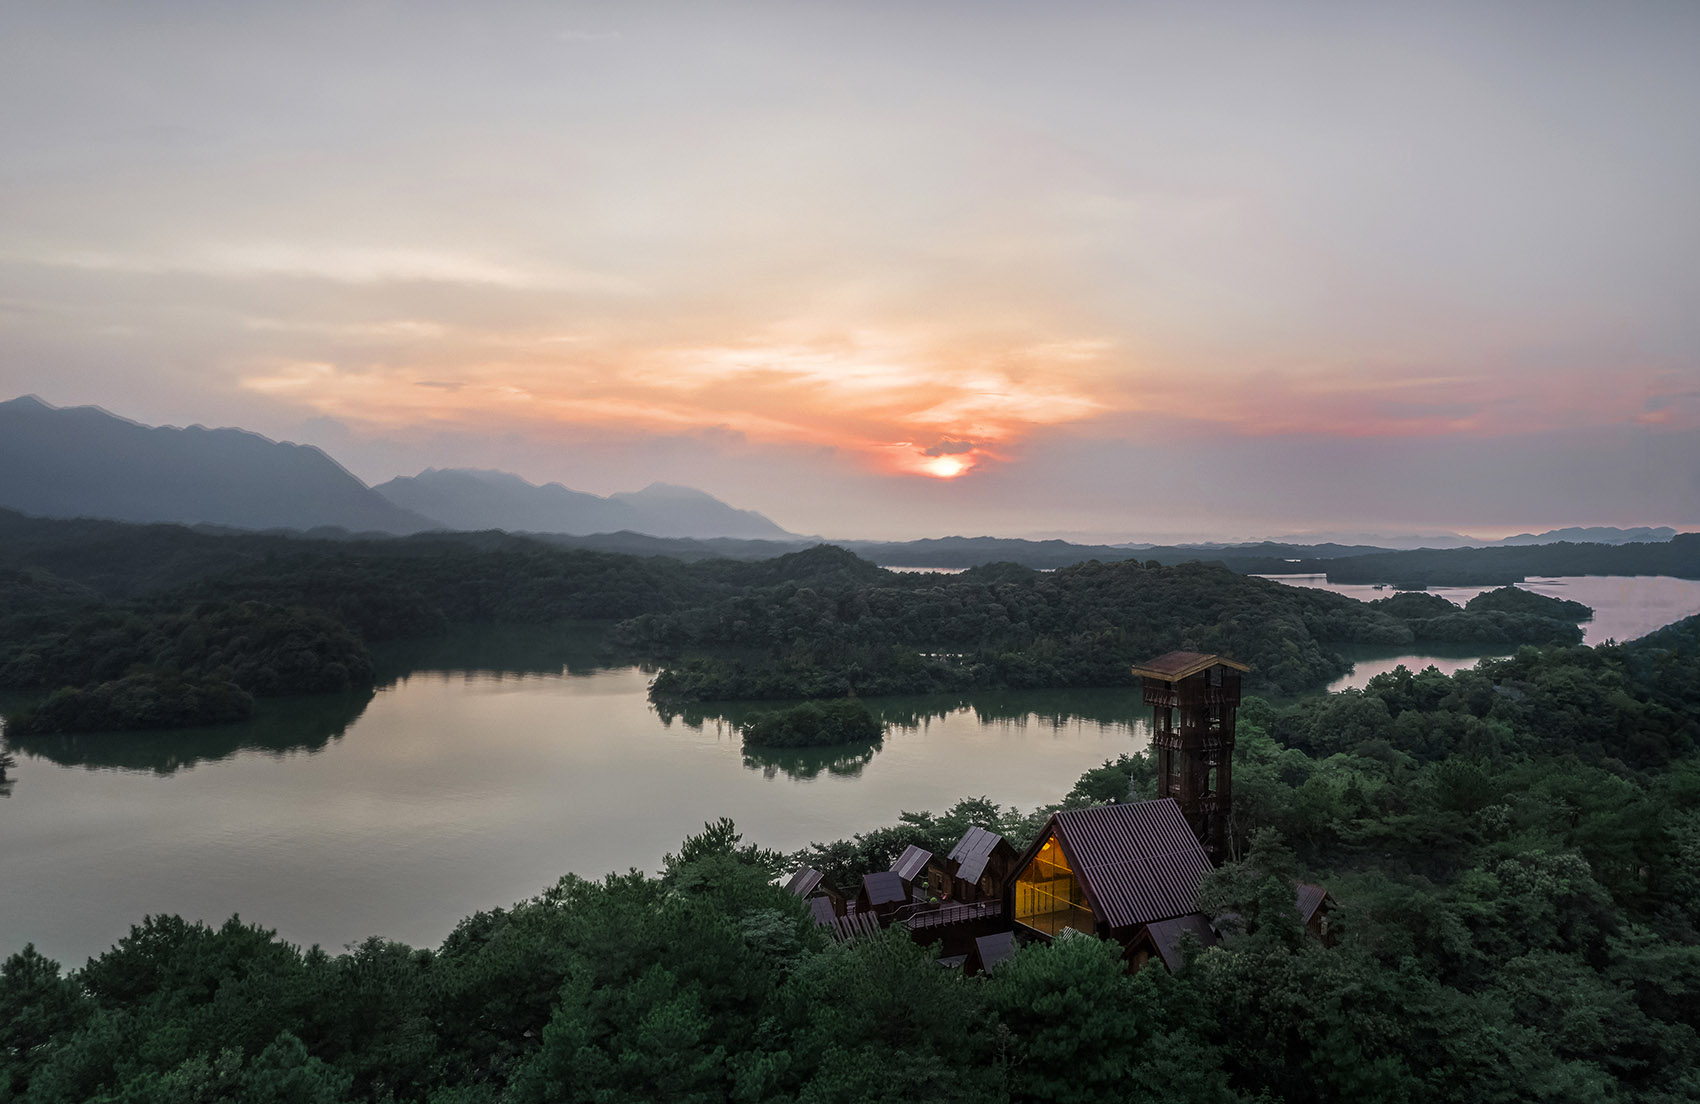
[1013,833,1095,937]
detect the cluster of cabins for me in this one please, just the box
[783,652,1330,974]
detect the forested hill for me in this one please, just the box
[0,513,1593,733]
[1275,534,1700,585]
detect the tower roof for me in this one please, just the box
[1130,651,1250,682]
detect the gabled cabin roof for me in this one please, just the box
[808,896,837,925]
[1129,651,1251,682]
[1027,799,1213,931]
[948,826,1012,885]
[1295,882,1329,924]
[890,844,932,884]
[861,870,908,907]
[1144,913,1218,971]
[785,867,825,898]
[971,931,1018,974]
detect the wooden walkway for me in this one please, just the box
[898,899,1004,931]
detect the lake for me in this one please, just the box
[6,573,1696,966]
[1259,574,1700,691]
[0,640,1151,965]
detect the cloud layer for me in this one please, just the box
[1,2,1696,537]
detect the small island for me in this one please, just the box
[741,699,885,748]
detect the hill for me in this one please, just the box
[373,468,797,540]
[0,396,437,534]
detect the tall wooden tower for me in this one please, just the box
[1130,651,1249,862]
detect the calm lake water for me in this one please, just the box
[1260,574,1700,691]
[0,638,1150,965]
[5,574,1695,965]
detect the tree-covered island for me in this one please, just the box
[0,509,1605,733]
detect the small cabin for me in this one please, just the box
[1006,798,1216,969]
[890,844,933,901]
[783,866,846,914]
[927,826,1019,903]
[858,871,909,921]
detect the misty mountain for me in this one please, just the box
[1497,526,1677,546]
[0,396,438,534]
[373,468,797,540]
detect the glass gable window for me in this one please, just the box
[1013,833,1094,938]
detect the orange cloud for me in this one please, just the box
[242,324,1116,479]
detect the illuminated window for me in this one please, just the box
[1013,833,1095,937]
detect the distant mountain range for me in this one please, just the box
[373,468,794,540]
[0,395,1684,554]
[0,396,798,540]
[1258,527,1677,550]
[0,395,435,534]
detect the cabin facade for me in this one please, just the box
[1006,798,1217,966]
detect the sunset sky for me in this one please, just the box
[2,1,1696,540]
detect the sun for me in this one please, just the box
[920,455,970,479]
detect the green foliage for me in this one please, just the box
[5,671,254,735]
[741,699,884,748]
[1466,585,1593,621]
[5,612,1700,1101]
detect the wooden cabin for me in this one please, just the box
[890,844,934,902]
[1005,798,1216,970]
[783,866,846,913]
[927,826,1019,903]
[1297,881,1334,942]
[858,871,909,922]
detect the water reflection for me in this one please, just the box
[742,740,883,780]
[661,687,1147,781]
[371,623,619,683]
[6,689,375,775]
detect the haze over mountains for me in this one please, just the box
[374,468,794,540]
[0,396,1684,554]
[0,397,799,540]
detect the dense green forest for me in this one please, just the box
[4,617,1698,1102]
[0,511,1600,731]
[740,699,885,749]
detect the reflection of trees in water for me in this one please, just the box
[659,687,1145,735]
[741,740,881,781]
[4,688,375,775]
[371,624,619,685]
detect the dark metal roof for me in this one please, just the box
[1145,913,1218,971]
[861,870,908,907]
[948,826,1009,885]
[1295,882,1328,923]
[808,896,837,925]
[1045,799,1213,930]
[785,867,825,897]
[1129,651,1251,681]
[890,844,932,884]
[973,931,1018,974]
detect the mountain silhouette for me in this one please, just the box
[0,396,438,534]
[373,468,796,539]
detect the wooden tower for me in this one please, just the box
[1130,652,1249,862]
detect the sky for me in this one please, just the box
[1,1,1697,541]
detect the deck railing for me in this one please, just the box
[896,899,1004,930]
